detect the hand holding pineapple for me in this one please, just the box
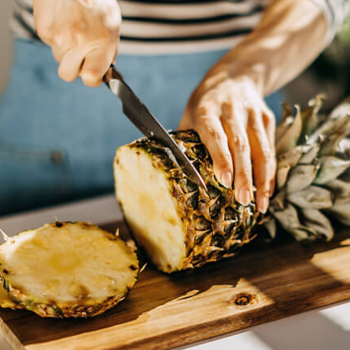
[180,76,276,214]
[180,0,328,213]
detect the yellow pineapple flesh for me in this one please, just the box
[0,222,139,318]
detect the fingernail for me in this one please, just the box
[258,196,269,214]
[220,171,232,188]
[238,188,250,206]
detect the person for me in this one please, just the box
[0,0,347,216]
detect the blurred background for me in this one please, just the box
[0,1,13,97]
[286,9,350,111]
[1,2,350,112]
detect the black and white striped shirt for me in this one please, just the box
[11,0,349,54]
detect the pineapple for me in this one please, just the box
[0,283,21,310]
[114,96,350,273]
[0,222,139,318]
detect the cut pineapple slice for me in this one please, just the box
[0,222,139,318]
[0,283,21,309]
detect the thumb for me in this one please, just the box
[178,103,193,130]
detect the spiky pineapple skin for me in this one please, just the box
[2,276,130,318]
[115,130,257,272]
[0,280,23,310]
[0,222,139,318]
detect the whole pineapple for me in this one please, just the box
[114,96,350,273]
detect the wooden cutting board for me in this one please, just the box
[1,221,350,350]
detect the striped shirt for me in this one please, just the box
[11,0,349,55]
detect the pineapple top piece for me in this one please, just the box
[267,96,350,241]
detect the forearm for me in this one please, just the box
[201,0,328,97]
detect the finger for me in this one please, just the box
[262,106,276,150]
[80,48,115,87]
[35,21,53,46]
[112,48,119,64]
[247,109,275,213]
[52,46,69,63]
[195,106,233,188]
[222,114,253,206]
[178,118,192,131]
[262,106,276,197]
[269,177,275,197]
[179,105,194,130]
[58,49,85,82]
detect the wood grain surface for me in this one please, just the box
[1,221,350,350]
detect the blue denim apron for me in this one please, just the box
[0,39,283,216]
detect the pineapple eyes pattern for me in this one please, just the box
[185,192,198,209]
[194,215,211,231]
[209,196,225,218]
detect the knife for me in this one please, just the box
[104,65,207,191]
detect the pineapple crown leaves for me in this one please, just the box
[266,95,350,242]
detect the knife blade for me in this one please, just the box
[104,65,207,190]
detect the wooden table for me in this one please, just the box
[0,194,349,350]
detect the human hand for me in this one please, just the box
[179,75,276,214]
[33,0,121,87]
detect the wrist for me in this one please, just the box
[214,37,274,95]
[194,49,268,100]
